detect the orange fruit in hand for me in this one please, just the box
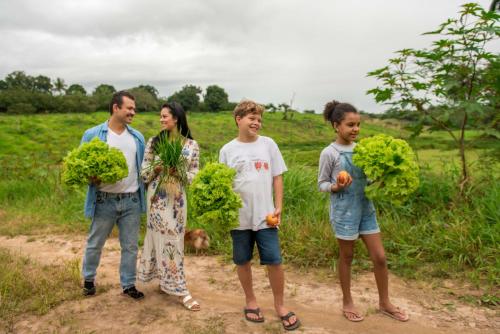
[266,214,279,226]
[337,170,351,184]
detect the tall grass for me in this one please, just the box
[381,168,500,288]
[0,165,86,235]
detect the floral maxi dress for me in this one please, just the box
[137,137,199,296]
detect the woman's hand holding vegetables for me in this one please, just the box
[154,165,164,175]
[154,165,178,177]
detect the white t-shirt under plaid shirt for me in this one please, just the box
[219,136,287,231]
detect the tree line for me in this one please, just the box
[0,71,234,114]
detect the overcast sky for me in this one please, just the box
[0,0,497,113]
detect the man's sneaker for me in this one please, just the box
[123,286,144,300]
[83,280,96,296]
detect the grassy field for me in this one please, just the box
[0,111,498,306]
[0,248,82,331]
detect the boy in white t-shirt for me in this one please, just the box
[219,100,301,331]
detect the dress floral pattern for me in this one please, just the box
[137,136,199,296]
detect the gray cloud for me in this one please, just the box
[0,0,496,112]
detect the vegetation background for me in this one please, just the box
[1,111,498,318]
[0,1,498,328]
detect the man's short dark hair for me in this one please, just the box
[109,91,135,115]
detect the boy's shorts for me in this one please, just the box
[330,195,380,240]
[230,228,282,265]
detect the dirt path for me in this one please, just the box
[1,235,498,334]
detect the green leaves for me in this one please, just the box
[366,2,499,187]
[145,132,189,198]
[366,88,393,103]
[62,137,128,186]
[368,2,498,113]
[190,163,242,235]
[353,135,419,204]
[153,133,189,186]
[366,66,389,77]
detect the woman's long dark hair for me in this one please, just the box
[152,102,193,152]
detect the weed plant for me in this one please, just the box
[0,249,82,331]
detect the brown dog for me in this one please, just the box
[184,229,210,254]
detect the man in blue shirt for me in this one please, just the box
[80,91,146,299]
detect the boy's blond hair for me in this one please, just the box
[233,100,265,119]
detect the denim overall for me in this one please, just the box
[330,147,379,240]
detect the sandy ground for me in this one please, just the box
[0,235,498,334]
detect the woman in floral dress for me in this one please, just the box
[138,102,200,311]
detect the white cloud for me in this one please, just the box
[0,0,496,112]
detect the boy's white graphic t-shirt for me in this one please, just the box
[99,128,138,194]
[219,136,287,231]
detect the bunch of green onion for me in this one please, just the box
[148,131,189,196]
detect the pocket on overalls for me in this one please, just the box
[332,193,353,222]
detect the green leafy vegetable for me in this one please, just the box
[144,132,189,197]
[353,134,419,204]
[190,163,242,235]
[62,137,128,186]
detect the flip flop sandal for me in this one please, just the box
[244,307,265,323]
[280,311,301,331]
[342,309,364,322]
[181,295,200,311]
[380,307,409,322]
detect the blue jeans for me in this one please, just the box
[82,191,141,289]
[230,228,282,265]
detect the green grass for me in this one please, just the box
[0,248,82,331]
[1,111,499,299]
[182,315,226,334]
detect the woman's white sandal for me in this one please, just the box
[181,295,200,311]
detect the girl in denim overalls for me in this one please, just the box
[318,101,409,322]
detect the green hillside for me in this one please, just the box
[0,112,498,299]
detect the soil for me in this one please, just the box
[1,235,498,334]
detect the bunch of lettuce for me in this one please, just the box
[62,137,128,186]
[190,163,242,235]
[353,134,419,204]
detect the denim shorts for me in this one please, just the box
[330,193,380,240]
[230,228,282,265]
